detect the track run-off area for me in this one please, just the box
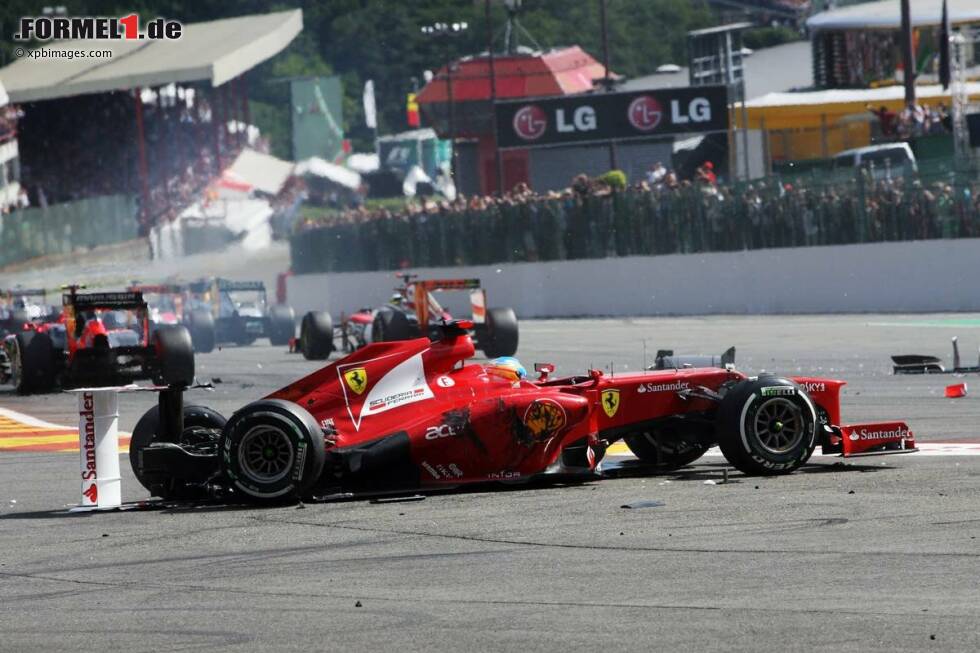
[3,314,980,652]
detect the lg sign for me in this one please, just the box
[498,86,728,148]
[628,96,663,131]
[513,105,547,140]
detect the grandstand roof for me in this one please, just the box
[807,0,980,31]
[742,82,980,129]
[0,10,302,103]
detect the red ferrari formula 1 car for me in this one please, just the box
[295,275,518,360]
[131,321,915,503]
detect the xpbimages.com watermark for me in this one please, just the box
[13,46,113,61]
[14,13,182,41]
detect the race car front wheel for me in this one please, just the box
[153,326,195,387]
[130,404,227,499]
[716,377,817,475]
[268,305,296,346]
[219,399,326,502]
[478,307,519,358]
[187,309,216,354]
[299,311,334,360]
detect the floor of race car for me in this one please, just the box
[2,314,980,652]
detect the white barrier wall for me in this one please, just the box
[286,239,980,318]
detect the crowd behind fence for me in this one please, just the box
[0,195,138,268]
[290,168,980,275]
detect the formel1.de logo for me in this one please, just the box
[513,105,547,141]
[627,95,663,132]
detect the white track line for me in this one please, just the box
[606,443,980,458]
[0,406,71,430]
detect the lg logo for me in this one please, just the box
[628,96,663,132]
[513,105,547,141]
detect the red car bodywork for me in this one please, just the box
[268,330,914,488]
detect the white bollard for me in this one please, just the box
[70,388,123,510]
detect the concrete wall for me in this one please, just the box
[286,238,980,318]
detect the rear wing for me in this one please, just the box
[129,283,185,295]
[216,279,266,292]
[2,287,47,299]
[65,291,147,310]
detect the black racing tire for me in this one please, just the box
[623,430,709,471]
[372,308,418,343]
[300,311,334,360]
[130,404,227,499]
[11,331,56,394]
[153,325,195,387]
[268,305,296,346]
[479,307,519,358]
[219,399,326,502]
[188,309,216,354]
[716,376,817,476]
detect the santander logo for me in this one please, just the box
[513,105,547,140]
[627,95,663,132]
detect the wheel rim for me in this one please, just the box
[10,343,23,388]
[238,425,295,484]
[753,397,805,454]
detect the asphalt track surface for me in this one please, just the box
[2,314,980,652]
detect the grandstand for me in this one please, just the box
[0,10,302,268]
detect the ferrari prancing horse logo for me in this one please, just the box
[601,389,620,418]
[344,367,368,395]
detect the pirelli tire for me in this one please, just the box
[716,377,817,476]
[268,305,296,346]
[152,326,195,387]
[187,309,216,354]
[130,404,227,499]
[299,311,334,360]
[479,307,519,358]
[11,330,56,394]
[219,399,326,502]
[372,307,418,343]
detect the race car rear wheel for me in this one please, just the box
[268,305,296,346]
[10,331,56,394]
[153,326,195,387]
[219,399,326,502]
[623,428,709,471]
[130,404,227,499]
[187,309,216,354]
[299,311,334,360]
[716,377,817,475]
[372,308,418,343]
[479,307,519,358]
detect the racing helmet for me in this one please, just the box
[486,357,527,383]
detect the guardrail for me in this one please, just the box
[290,168,980,274]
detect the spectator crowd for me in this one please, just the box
[292,164,980,274]
[13,87,243,230]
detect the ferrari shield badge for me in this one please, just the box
[522,399,567,443]
[343,367,368,395]
[601,389,620,418]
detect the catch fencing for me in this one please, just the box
[290,168,980,274]
[0,194,138,268]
